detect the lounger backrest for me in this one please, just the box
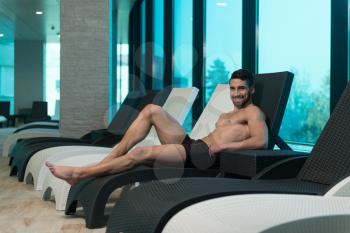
[107,89,171,135]
[298,83,350,186]
[190,72,293,148]
[190,85,233,140]
[0,101,10,119]
[162,87,199,124]
[136,87,199,147]
[253,72,293,148]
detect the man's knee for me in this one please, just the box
[142,104,163,118]
[129,147,154,165]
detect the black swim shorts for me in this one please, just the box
[181,135,219,169]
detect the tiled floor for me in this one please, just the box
[0,157,106,233]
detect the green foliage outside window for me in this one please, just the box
[205,58,230,103]
[280,69,329,144]
[206,59,329,145]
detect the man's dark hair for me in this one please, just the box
[229,69,254,88]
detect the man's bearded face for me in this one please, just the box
[229,79,254,108]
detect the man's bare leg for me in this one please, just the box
[100,104,186,164]
[46,144,186,186]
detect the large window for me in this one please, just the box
[173,0,193,88]
[153,0,164,89]
[116,44,129,107]
[140,0,146,90]
[173,0,193,132]
[0,43,14,114]
[259,0,331,146]
[44,43,60,119]
[205,0,242,103]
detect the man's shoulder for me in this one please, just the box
[244,104,263,113]
[244,104,265,118]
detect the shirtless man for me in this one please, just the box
[47,69,268,185]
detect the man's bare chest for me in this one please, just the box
[217,110,247,126]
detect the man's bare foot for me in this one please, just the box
[45,161,82,186]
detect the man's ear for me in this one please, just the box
[250,87,255,94]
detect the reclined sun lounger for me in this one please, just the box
[5,100,60,134]
[9,89,172,181]
[1,101,59,154]
[65,71,293,229]
[5,90,165,159]
[25,88,198,190]
[3,128,61,158]
[162,194,350,233]
[24,88,198,190]
[2,121,60,158]
[36,87,198,210]
[105,82,350,233]
[12,121,59,133]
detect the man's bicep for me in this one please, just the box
[247,119,268,149]
[247,111,268,139]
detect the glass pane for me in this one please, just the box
[173,0,193,88]
[116,44,129,107]
[259,0,331,145]
[140,0,146,89]
[44,43,60,118]
[173,0,193,132]
[205,0,242,103]
[153,0,164,89]
[0,43,14,114]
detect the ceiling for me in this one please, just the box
[0,0,60,44]
[0,0,137,45]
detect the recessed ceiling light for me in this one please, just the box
[216,2,228,7]
[0,33,4,37]
[35,11,43,15]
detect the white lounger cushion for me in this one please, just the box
[190,84,233,139]
[24,146,112,190]
[136,87,199,147]
[0,121,58,153]
[15,121,59,129]
[2,128,60,157]
[42,153,112,210]
[163,194,350,233]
